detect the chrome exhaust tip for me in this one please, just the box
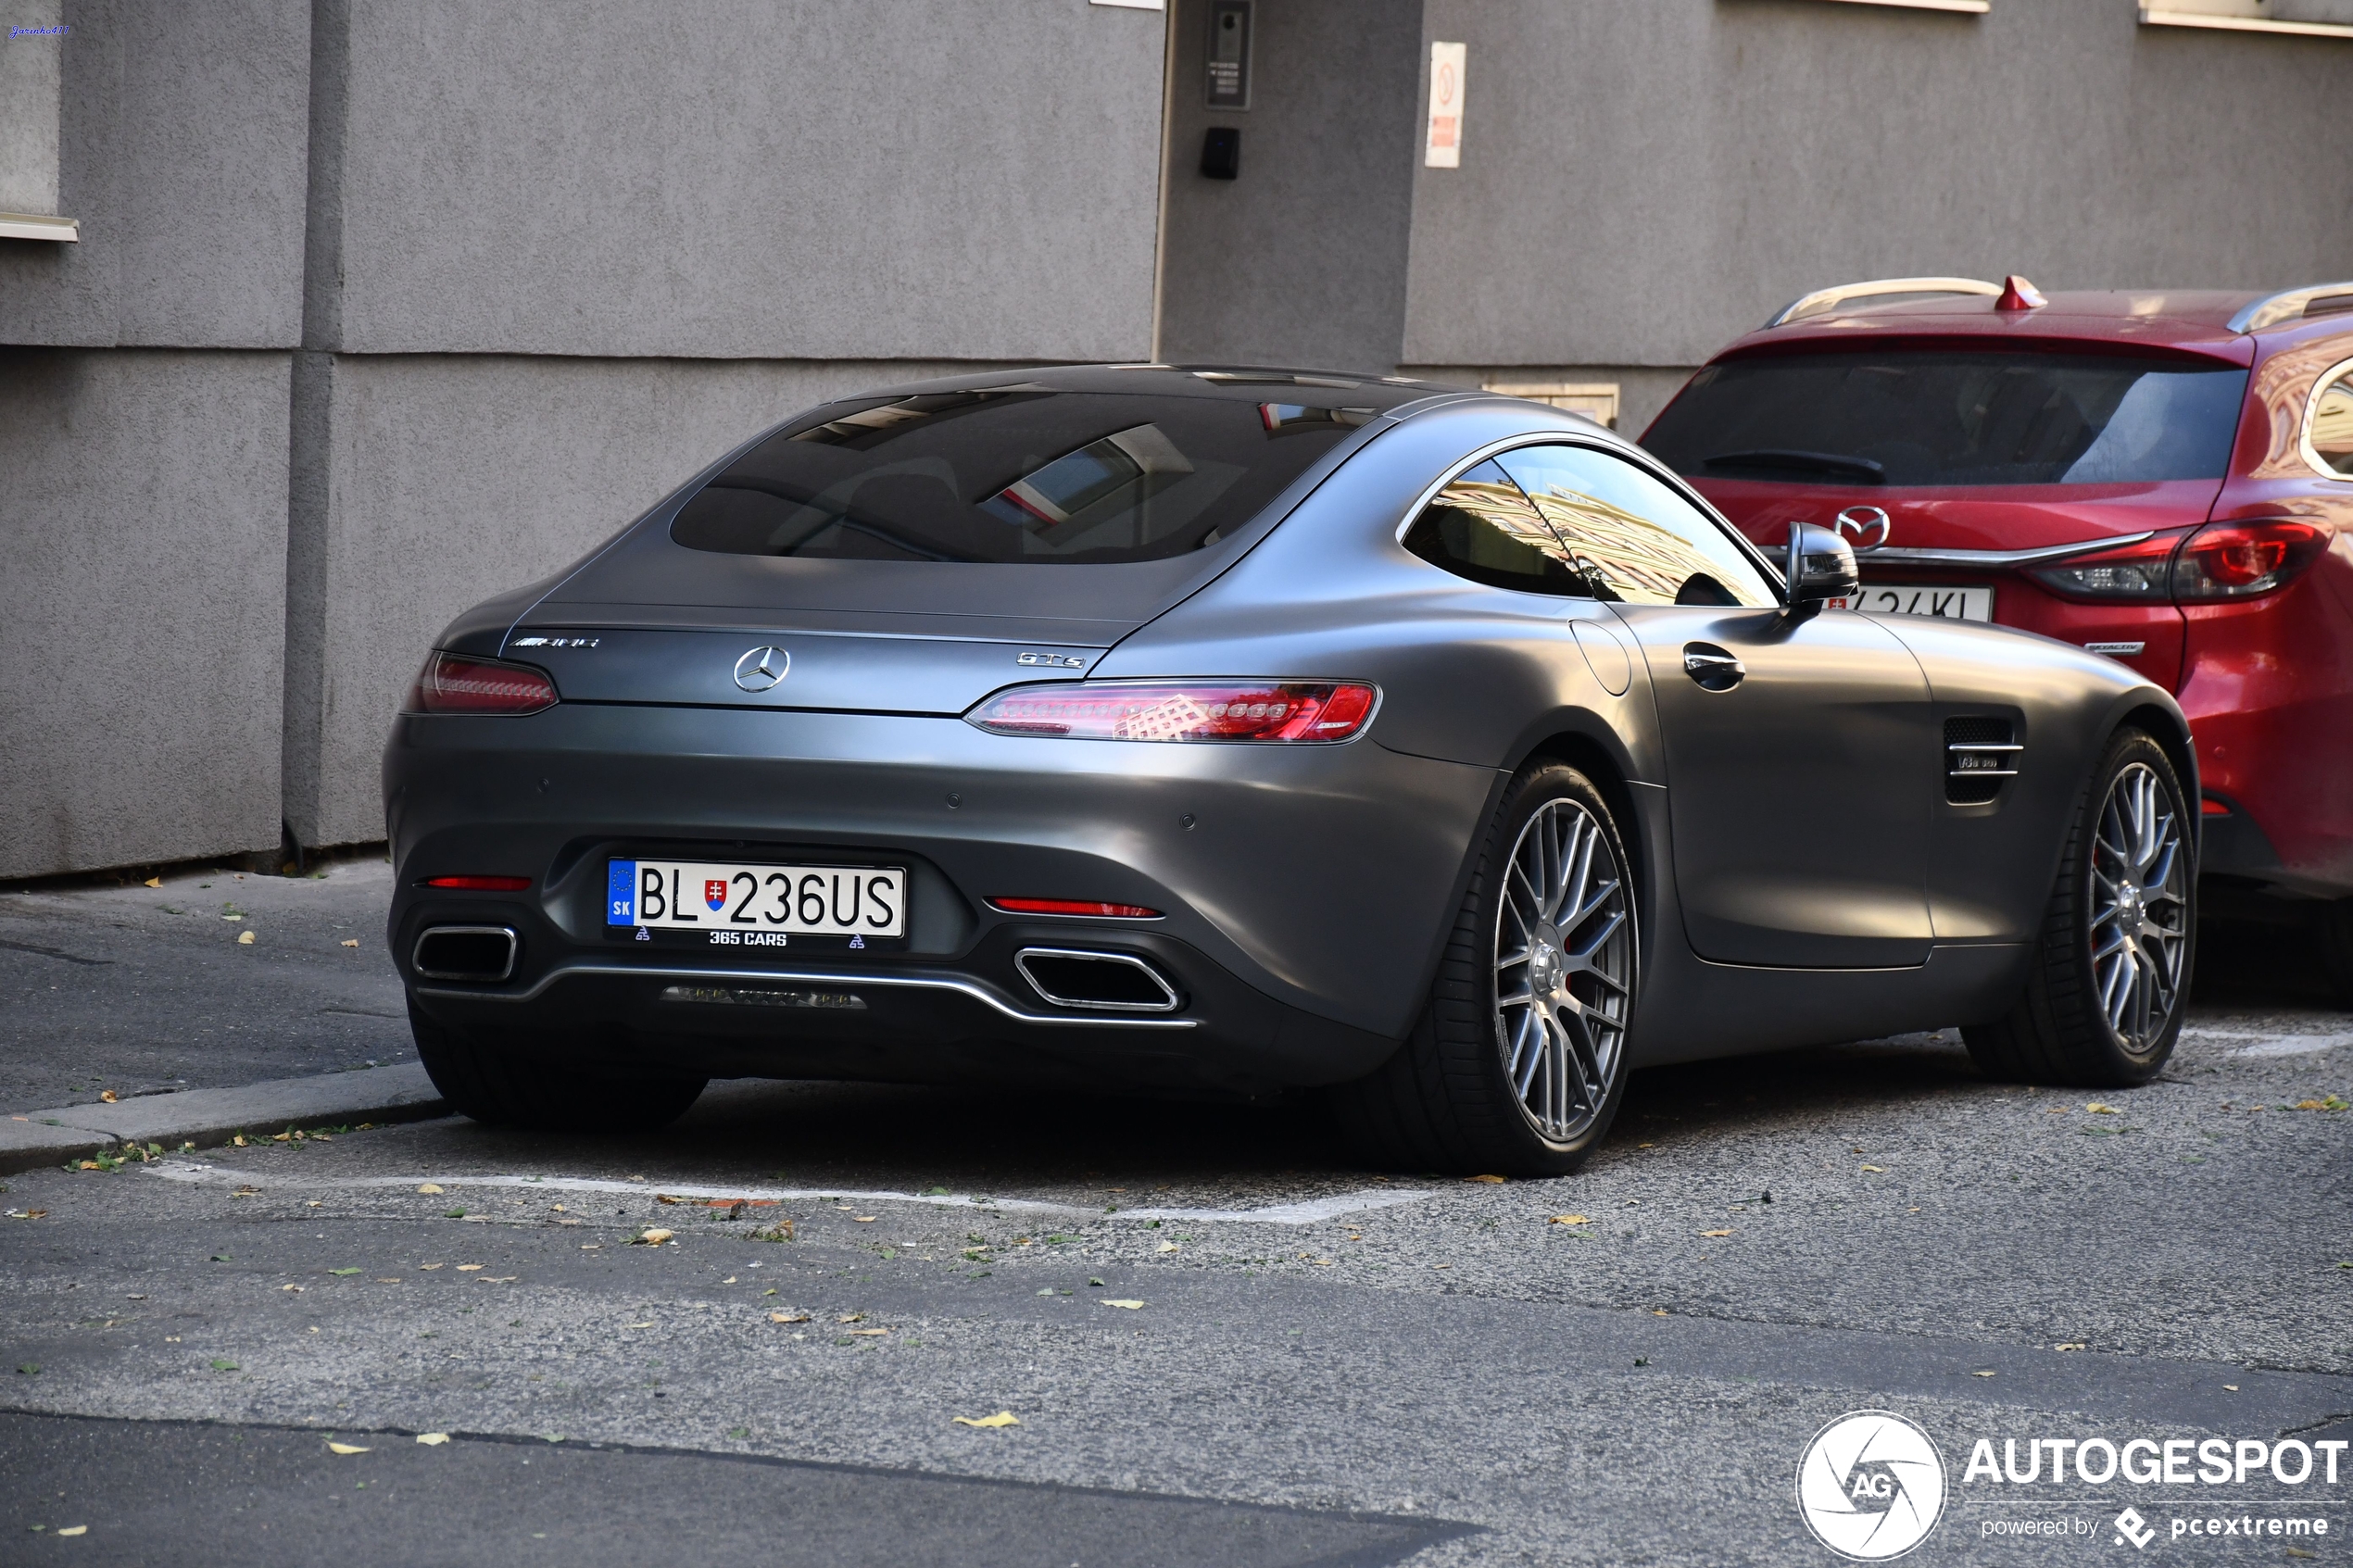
[1013,947,1182,1013]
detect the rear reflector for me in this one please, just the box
[2201,798,2232,817]
[966,681,1378,743]
[988,897,1163,919]
[423,875,533,891]
[405,651,558,715]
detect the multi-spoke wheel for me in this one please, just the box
[1965,729,2196,1087]
[1493,797,1633,1146]
[1328,761,1640,1175]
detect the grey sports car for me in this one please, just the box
[385,365,2197,1175]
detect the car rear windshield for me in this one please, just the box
[669,388,1373,562]
[1643,349,2248,487]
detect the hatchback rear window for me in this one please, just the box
[1643,350,2247,487]
[670,389,1372,562]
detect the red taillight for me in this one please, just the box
[2025,533,2182,601]
[405,651,558,715]
[423,875,533,891]
[988,897,1163,919]
[2200,799,2232,817]
[2171,520,2329,600]
[965,681,1378,743]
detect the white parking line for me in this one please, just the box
[142,1160,1431,1225]
[2185,1031,2353,1059]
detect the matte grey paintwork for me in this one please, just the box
[384,368,2194,1092]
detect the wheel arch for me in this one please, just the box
[2111,699,2201,823]
[1507,724,1656,947]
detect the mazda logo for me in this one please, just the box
[1835,506,1892,551]
[733,646,790,692]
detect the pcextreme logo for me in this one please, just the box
[1797,1411,1949,1560]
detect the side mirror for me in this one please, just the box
[1783,521,1858,621]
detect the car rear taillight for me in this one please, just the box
[2171,520,2330,601]
[2025,533,2182,601]
[404,651,558,715]
[965,682,1378,743]
[988,897,1163,919]
[423,875,533,891]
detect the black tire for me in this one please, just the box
[1964,728,2196,1087]
[410,1004,708,1134]
[1329,762,1638,1177]
[2319,900,2353,1009]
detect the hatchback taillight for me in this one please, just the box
[2025,533,2181,601]
[404,651,558,715]
[2171,520,2329,601]
[965,681,1378,742]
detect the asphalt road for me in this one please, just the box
[3,987,2347,1563]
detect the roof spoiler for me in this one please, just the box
[2227,282,2353,334]
[1763,277,2000,329]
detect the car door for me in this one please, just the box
[1493,444,1937,969]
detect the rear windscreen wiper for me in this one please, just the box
[1700,449,1885,483]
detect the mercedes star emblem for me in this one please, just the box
[733,646,790,692]
[1834,506,1892,551]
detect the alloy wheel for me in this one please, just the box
[2089,760,2189,1054]
[1492,797,1634,1144]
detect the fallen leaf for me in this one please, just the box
[1157,1241,1179,1252]
[633,1229,674,1246]
[476,1276,518,1284]
[2223,1384,2239,1392]
[847,1327,889,1336]
[327,1442,370,1455]
[57,1525,87,1537]
[340,938,360,948]
[145,876,163,887]
[99,1090,118,1103]
[419,1263,443,1271]
[1971,1370,1995,1378]
[455,1264,484,1273]
[1467,1174,1507,1184]
[1860,1164,1886,1173]
[415,1433,449,1446]
[211,1359,239,1372]
[1637,1142,1655,1148]
[237,931,256,946]
[837,1312,865,1323]
[854,1216,877,1223]
[1550,1214,1590,1225]
[416,1184,444,1195]
[2086,1103,2118,1114]
[1101,1298,1145,1310]
[328,1268,360,1276]
[2054,1342,2086,1351]
[624,1322,654,1329]
[951,1411,1021,1428]
[657,1194,686,1205]
[78,1160,101,1171]
[280,1284,303,1293]
[770,1312,810,1323]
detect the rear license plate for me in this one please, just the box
[605,859,905,947]
[1833,583,1994,621]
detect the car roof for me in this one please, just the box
[1710,287,2353,367]
[842,362,1477,412]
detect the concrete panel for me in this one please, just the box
[283,355,1010,847]
[0,349,291,879]
[0,0,311,350]
[1402,0,2353,369]
[1156,0,1423,372]
[0,0,64,216]
[322,1,1167,360]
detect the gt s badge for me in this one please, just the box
[1016,651,1088,669]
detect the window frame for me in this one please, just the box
[1394,433,1789,604]
[2301,353,2353,483]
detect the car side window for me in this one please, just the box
[1403,458,1592,596]
[1493,444,1778,608]
[2311,364,2353,477]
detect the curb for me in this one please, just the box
[0,1063,447,1174]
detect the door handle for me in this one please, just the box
[1682,644,1744,691]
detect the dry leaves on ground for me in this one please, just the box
[1550,1214,1590,1225]
[1698,1229,1733,1239]
[952,1411,1021,1428]
[1101,1298,1145,1310]
[327,1442,370,1455]
[416,1433,449,1446]
[634,1229,674,1246]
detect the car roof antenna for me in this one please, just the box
[1994,275,2047,311]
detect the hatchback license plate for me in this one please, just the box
[1833,583,1993,621]
[606,859,905,938]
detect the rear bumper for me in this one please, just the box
[384,702,1501,1089]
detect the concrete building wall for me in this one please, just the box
[1403,0,2353,376]
[1156,0,1423,373]
[0,350,292,879]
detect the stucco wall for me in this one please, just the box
[0,350,292,879]
[1403,0,2353,371]
[1156,0,1423,373]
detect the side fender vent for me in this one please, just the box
[1944,717,2020,805]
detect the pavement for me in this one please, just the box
[1,866,2348,1563]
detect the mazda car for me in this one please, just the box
[386,365,2198,1174]
[1643,277,2353,998]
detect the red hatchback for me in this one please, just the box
[1642,277,2353,994]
